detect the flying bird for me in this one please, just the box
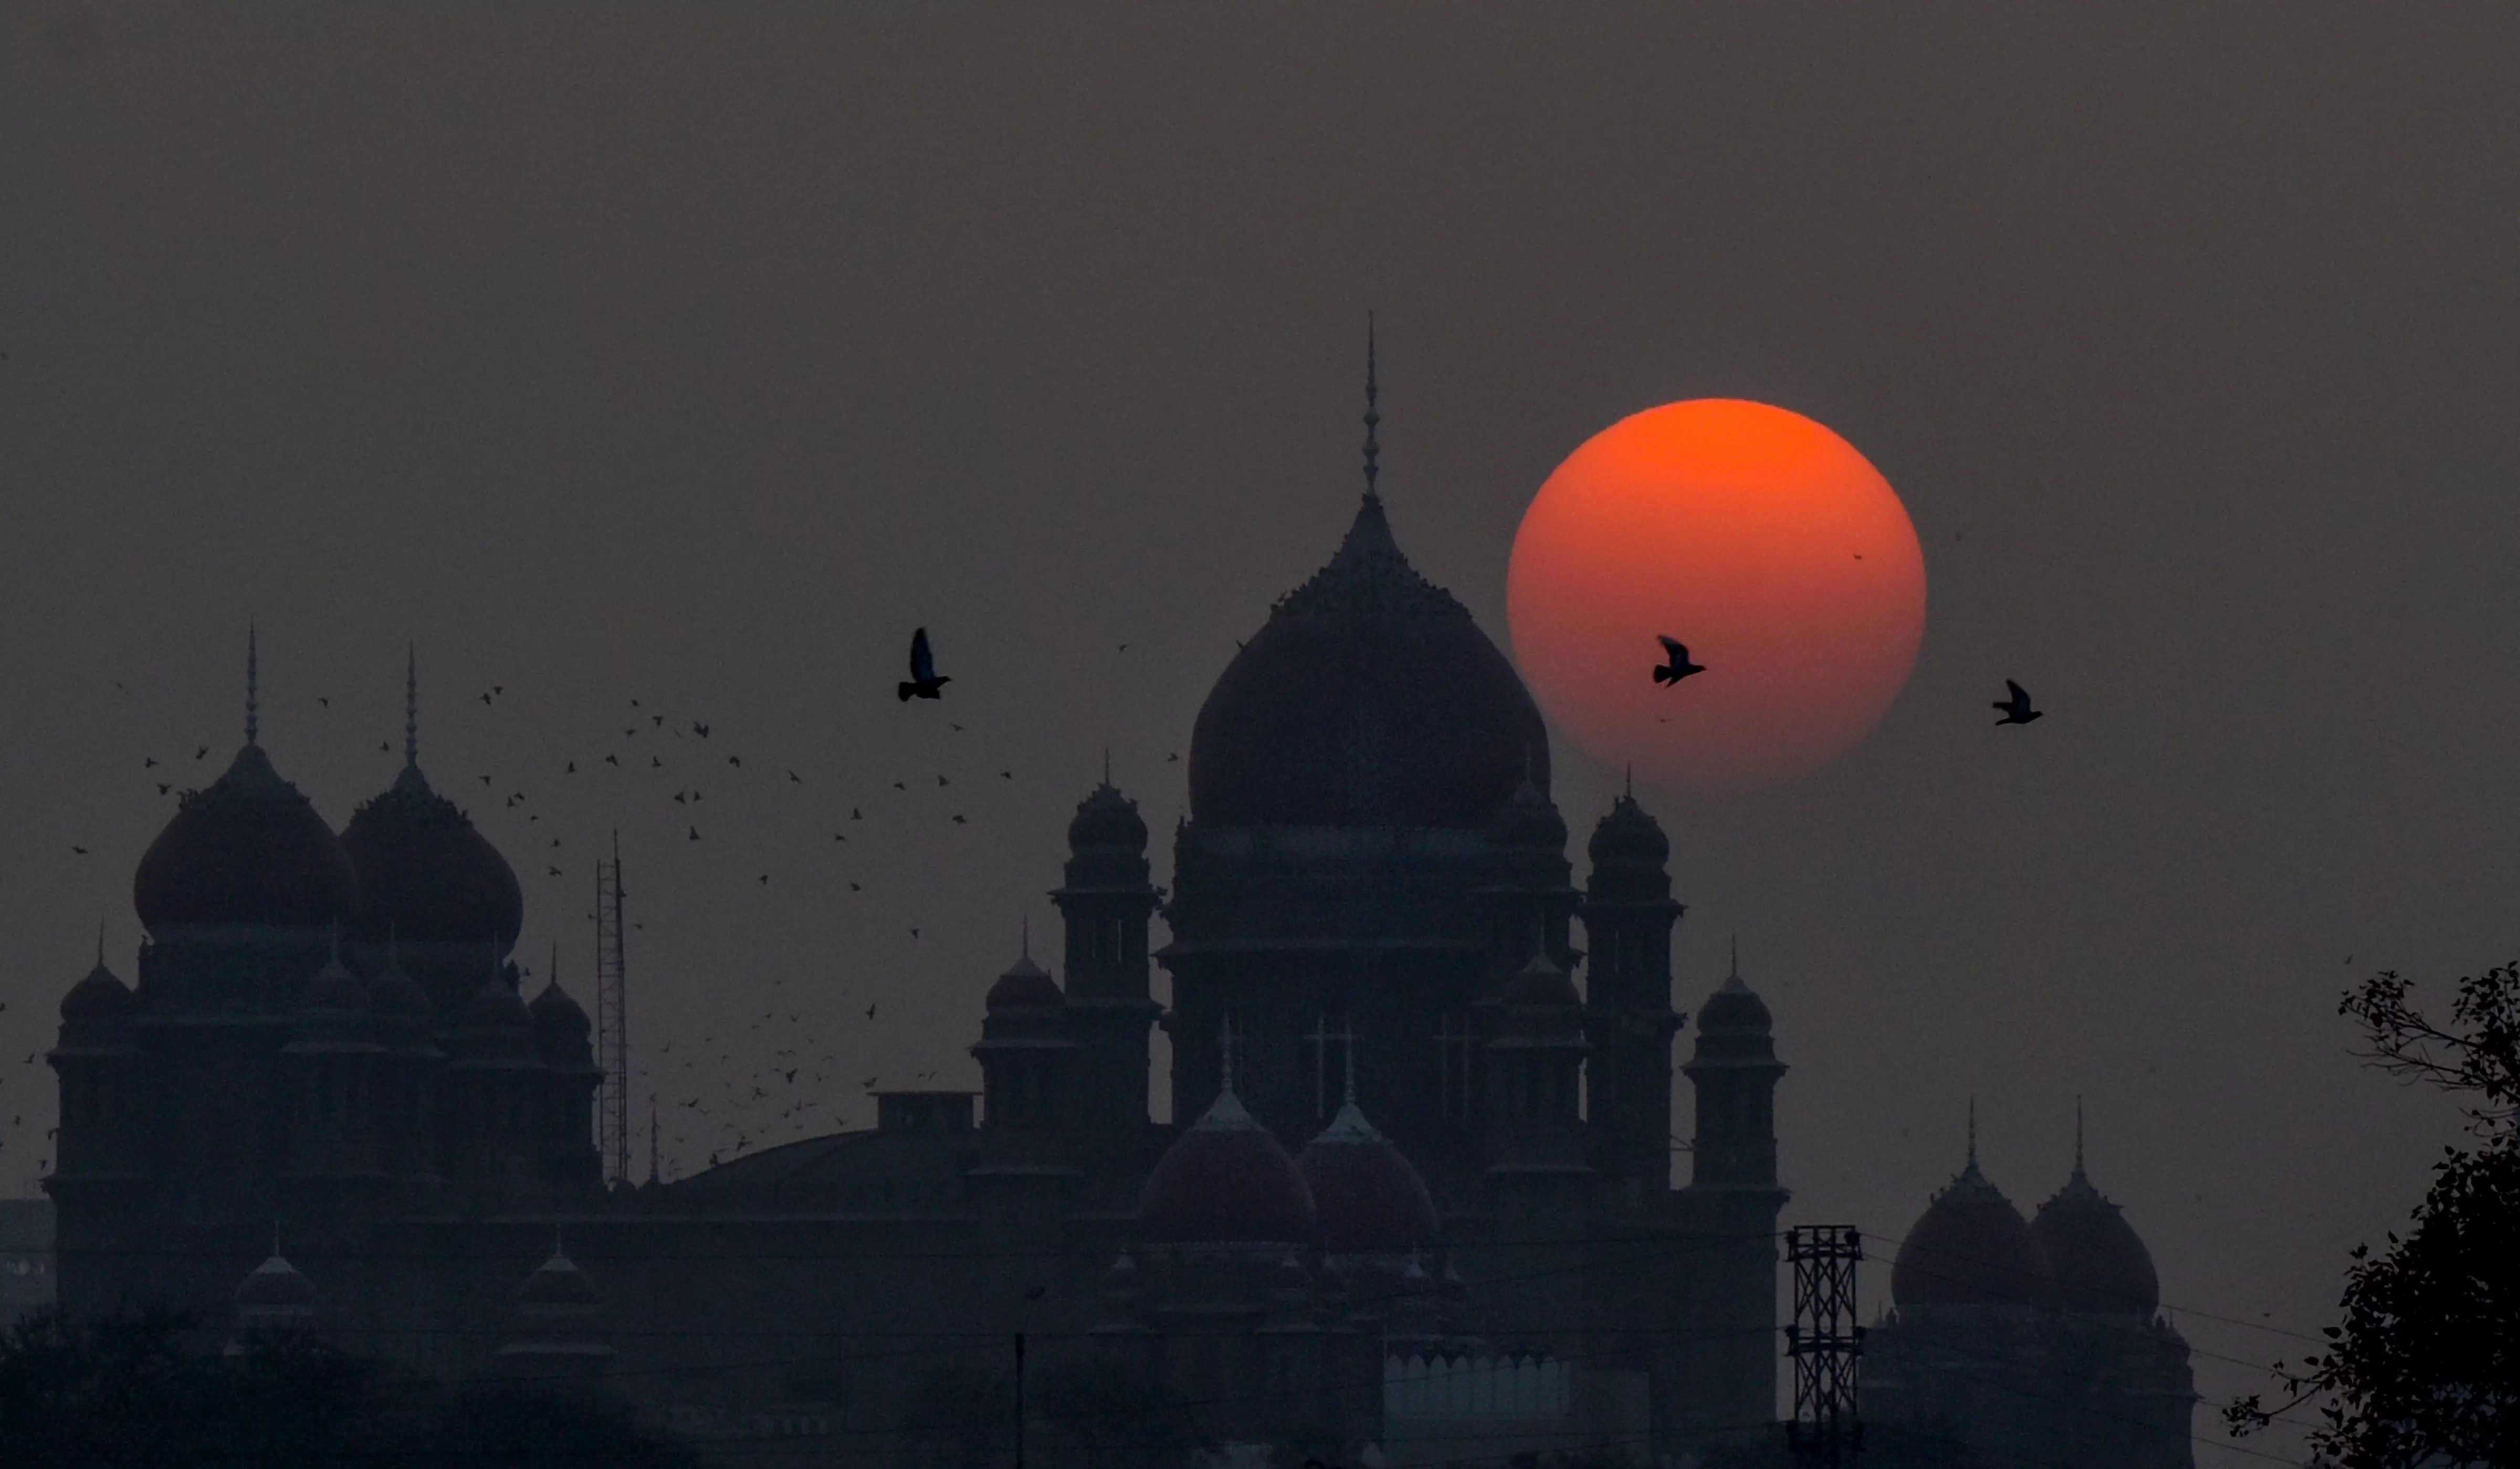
[688,826,701,841]
[1993,679,2043,726]
[897,627,950,701]
[693,722,709,737]
[1653,637,1706,685]
[142,757,158,768]
[195,745,208,760]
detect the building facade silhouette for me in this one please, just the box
[48,484,1787,1464]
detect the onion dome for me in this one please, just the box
[1588,792,1670,869]
[1892,1136,2055,1309]
[235,1249,320,1313]
[1069,781,1149,853]
[1298,1100,1440,1254]
[340,769,523,951]
[134,744,361,932]
[519,1244,601,1309]
[60,956,133,1022]
[1489,777,1567,850]
[529,977,593,1063]
[1697,971,1772,1033]
[2034,1130,2160,1316]
[985,950,1063,1011]
[1139,1083,1317,1246]
[1502,951,1580,1008]
[1190,492,1550,829]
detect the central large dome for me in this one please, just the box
[1190,493,1550,829]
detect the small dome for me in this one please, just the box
[1489,778,1567,850]
[985,952,1063,1010]
[1502,952,1580,1008]
[1069,783,1149,852]
[300,949,369,1013]
[133,744,360,932]
[235,1251,320,1310]
[1102,1251,1141,1298]
[1298,1101,1440,1254]
[1587,794,1670,868]
[369,948,431,1021]
[60,960,133,1021]
[1139,1085,1317,1245]
[340,764,524,950]
[1697,973,1772,1032]
[529,978,592,1059]
[2034,1167,2160,1316]
[1189,494,1551,830]
[519,1246,600,1308]
[1892,1154,2054,1309]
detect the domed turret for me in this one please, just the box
[1139,1077,1316,1246]
[2033,1116,2161,1316]
[1697,971,1772,1034]
[1502,950,1581,1008]
[1069,781,1148,853]
[60,954,133,1022]
[984,949,1063,1011]
[1892,1119,2055,1309]
[339,655,524,950]
[233,1240,320,1327]
[133,635,360,933]
[529,976,593,1064]
[1189,492,1550,829]
[518,1242,601,1309]
[1489,776,1568,850]
[300,937,368,1014]
[1298,1098,1440,1255]
[1588,791,1671,870]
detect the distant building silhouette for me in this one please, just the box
[47,487,1787,1463]
[1865,1121,2197,1468]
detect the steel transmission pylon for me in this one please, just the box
[1784,1224,1864,1466]
[594,832,631,1187]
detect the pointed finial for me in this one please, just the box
[549,939,560,989]
[1219,1014,1237,1096]
[1728,933,1739,981]
[1341,1016,1358,1107]
[1625,763,1634,799]
[96,918,106,968]
[1361,313,1381,500]
[1967,1096,1979,1168]
[647,1094,660,1186]
[552,1222,565,1259]
[2074,1095,2086,1176]
[1102,747,1111,787]
[271,1218,283,1259]
[245,625,260,746]
[1020,916,1031,961]
[404,645,419,769]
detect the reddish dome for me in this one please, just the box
[134,743,360,932]
[1139,1085,1317,1245]
[1891,1155,2054,1309]
[1298,1101,1440,1254]
[340,764,523,949]
[985,952,1063,1010]
[2034,1167,2160,1316]
[1190,494,1550,830]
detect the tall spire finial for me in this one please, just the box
[549,938,560,989]
[404,644,419,769]
[1102,747,1111,787]
[245,625,260,746]
[2074,1095,2086,1176]
[96,918,105,968]
[1728,933,1739,981]
[1020,916,1031,962]
[1361,313,1381,500]
[1967,1096,1979,1169]
[1219,1014,1238,1096]
[1625,763,1634,799]
[1341,1016,1357,1107]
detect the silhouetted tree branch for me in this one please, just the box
[2228,967,2520,1467]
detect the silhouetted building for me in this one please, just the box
[48,477,1787,1464]
[1864,1121,2197,1469]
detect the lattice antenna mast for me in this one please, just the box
[1784,1224,1865,1467]
[594,831,631,1187]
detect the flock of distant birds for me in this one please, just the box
[0,625,2044,1179]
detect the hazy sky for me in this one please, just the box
[5,7,2514,1460]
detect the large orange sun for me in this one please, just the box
[1507,399,1926,793]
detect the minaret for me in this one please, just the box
[1052,776,1160,1166]
[973,924,1076,1142]
[1684,941,1784,1190]
[1579,784,1685,1193]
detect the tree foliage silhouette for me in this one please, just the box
[2228,964,2520,1467]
